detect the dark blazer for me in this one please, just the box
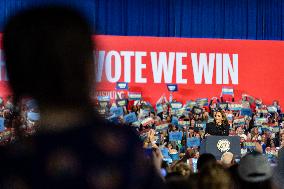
[205,122,229,136]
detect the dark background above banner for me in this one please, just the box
[0,0,283,40]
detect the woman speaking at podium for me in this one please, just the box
[205,110,229,136]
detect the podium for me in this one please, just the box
[200,136,241,160]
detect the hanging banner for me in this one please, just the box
[0,34,284,106]
[93,35,284,106]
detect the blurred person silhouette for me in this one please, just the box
[198,163,232,189]
[237,151,276,189]
[0,6,164,189]
[274,147,284,189]
[197,153,216,172]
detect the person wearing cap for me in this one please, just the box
[274,147,284,189]
[238,151,274,189]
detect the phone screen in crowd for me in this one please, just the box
[191,158,198,173]
[235,159,240,163]
[160,168,167,177]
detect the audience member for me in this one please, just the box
[0,6,165,189]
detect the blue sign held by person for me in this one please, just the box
[170,102,183,110]
[0,117,4,132]
[110,107,124,117]
[167,84,178,92]
[128,92,142,100]
[98,96,110,102]
[171,116,179,126]
[195,122,206,130]
[196,98,209,106]
[169,131,183,141]
[124,112,137,123]
[240,108,252,116]
[27,112,40,121]
[156,104,163,114]
[222,87,234,95]
[187,137,200,147]
[116,82,128,90]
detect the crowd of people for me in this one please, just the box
[0,96,39,145]
[97,92,284,189]
[0,4,283,189]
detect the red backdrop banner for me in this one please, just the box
[93,35,284,106]
[0,34,283,106]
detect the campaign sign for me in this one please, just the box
[116,99,127,107]
[116,82,128,90]
[196,98,209,106]
[0,117,4,132]
[185,101,197,109]
[267,106,277,113]
[110,107,124,117]
[219,103,228,110]
[243,141,256,150]
[255,117,268,126]
[156,104,163,114]
[222,87,234,95]
[175,108,185,117]
[156,123,169,132]
[257,108,268,114]
[167,84,178,92]
[261,124,270,131]
[161,148,170,158]
[233,117,245,126]
[240,108,252,116]
[228,103,243,111]
[124,112,137,123]
[171,116,179,126]
[169,131,183,141]
[195,122,206,130]
[193,107,203,114]
[169,152,179,161]
[128,92,142,100]
[141,117,154,126]
[141,109,150,117]
[178,120,190,126]
[187,137,200,147]
[27,112,40,121]
[98,96,110,101]
[242,101,250,109]
[107,114,119,125]
[171,102,183,110]
[269,126,280,133]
